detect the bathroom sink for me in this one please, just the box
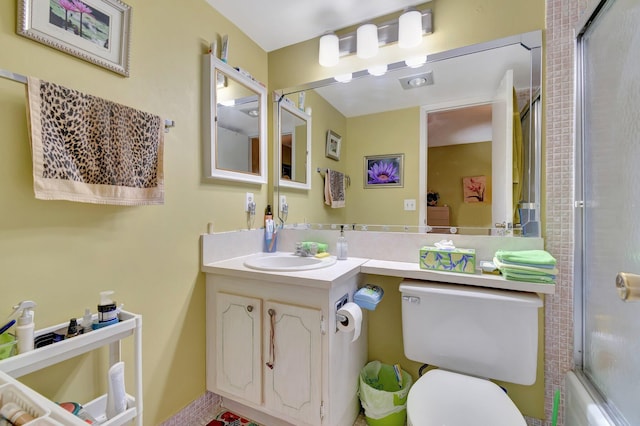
[243,253,337,271]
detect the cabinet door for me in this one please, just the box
[216,292,262,404]
[263,301,322,425]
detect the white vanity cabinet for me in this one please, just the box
[206,268,367,426]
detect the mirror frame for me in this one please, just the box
[277,99,312,190]
[274,31,542,237]
[203,54,267,184]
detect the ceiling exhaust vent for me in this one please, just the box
[399,71,434,90]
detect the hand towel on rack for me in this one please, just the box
[324,169,345,208]
[25,77,164,205]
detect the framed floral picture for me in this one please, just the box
[325,130,342,160]
[463,175,487,203]
[364,154,404,188]
[17,0,132,76]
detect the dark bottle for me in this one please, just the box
[66,318,81,338]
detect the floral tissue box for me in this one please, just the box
[419,246,476,274]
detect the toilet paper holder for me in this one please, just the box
[335,294,349,331]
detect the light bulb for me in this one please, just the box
[319,33,339,67]
[357,24,378,59]
[408,77,428,88]
[398,9,422,49]
[334,73,353,83]
[368,64,388,76]
[405,56,427,68]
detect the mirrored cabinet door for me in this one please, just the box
[278,100,311,189]
[203,55,267,184]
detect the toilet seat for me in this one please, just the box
[407,369,526,426]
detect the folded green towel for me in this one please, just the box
[495,249,557,266]
[501,270,556,284]
[301,241,329,253]
[493,257,559,275]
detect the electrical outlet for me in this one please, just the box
[245,192,254,212]
[404,199,416,211]
[279,195,287,211]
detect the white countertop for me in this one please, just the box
[361,259,556,294]
[202,252,369,289]
[202,253,555,295]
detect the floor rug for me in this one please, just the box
[206,410,261,426]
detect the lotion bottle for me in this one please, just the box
[337,225,348,260]
[13,301,36,354]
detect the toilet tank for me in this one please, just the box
[400,280,543,385]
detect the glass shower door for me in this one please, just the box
[577,0,640,424]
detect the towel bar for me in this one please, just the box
[317,167,351,187]
[0,68,176,132]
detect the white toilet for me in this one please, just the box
[400,280,543,426]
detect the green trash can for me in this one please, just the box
[358,361,412,426]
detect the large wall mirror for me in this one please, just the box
[203,55,267,184]
[275,31,541,237]
[277,99,311,189]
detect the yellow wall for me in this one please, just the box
[345,108,421,225]
[428,142,493,227]
[0,0,267,424]
[0,0,545,423]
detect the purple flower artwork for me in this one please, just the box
[368,161,399,184]
[364,154,404,188]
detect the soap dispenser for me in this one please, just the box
[12,301,36,354]
[337,225,348,260]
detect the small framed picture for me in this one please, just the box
[325,130,342,160]
[17,0,132,76]
[364,154,404,188]
[463,175,487,203]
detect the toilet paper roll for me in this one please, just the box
[337,302,362,342]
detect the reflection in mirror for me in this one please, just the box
[203,55,267,184]
[276,31,542,236]
[278,100,311,189]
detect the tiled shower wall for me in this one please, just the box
[163,1,596,425]
[536,0,590,425]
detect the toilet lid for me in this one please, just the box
[407,369,526,426]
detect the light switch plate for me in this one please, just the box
[404,199,416,211]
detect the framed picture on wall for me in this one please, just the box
[462,175,487,203]
[364,154,404,188]
[325,130,342,160]
[17,0,132,76]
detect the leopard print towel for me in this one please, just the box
[26,77,164,205]
[324,169,345,208]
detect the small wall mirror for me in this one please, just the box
[203,55,267,184]
[278,99,311,189]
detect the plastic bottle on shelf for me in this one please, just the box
[337,225,348,260]
[83,308,93,334]
[12,300,36,354]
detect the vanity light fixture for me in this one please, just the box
[357,24,379,59]
[398,8,422,49]
[317,8,432,67]
[319,33,339,67]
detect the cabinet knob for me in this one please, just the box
[247,305,253,312]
